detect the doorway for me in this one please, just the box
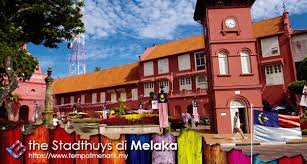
[187,105,193,115]
[230,100,248,133]
[0,103,7,119]
[19,105,29,122]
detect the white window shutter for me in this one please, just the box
[261,36,280,57]
[158,80,169,93]
[218,52,228,74]
[178,54,191,71]
[241,51,251,74]
[100,92,106,103]
[111,92,117,103]
[265,64,284,85]
[92,93,97,104]
[179,77,192,91]
[70,96,74,104]
[131,88,138,100]
[61,97,64,105]
[144,82,154,97]
[158,58,169,74]
[81,94,85,104]
[144,61,154,76]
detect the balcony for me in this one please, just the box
[169,88,207,98]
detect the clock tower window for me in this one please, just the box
[218,51,229,75]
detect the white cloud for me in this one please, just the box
[252,0,307,20]
[83,0,307,40]
[84,0,197,40]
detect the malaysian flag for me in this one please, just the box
[254,110,302,142]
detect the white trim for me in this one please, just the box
[178,54,191,71]
[158,58,169,74]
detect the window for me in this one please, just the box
[265,64,284,85]
[158,80,169,93]
[158,58,169,74]
[81,94,85,104]
[179,77,192,91]
[218,51,229,74]
[100,92,106,103]
[178,54,191,71]
[144,61,154,76]
[240,50,251,74]
[60,97,64,105]
[70,96,74,104]
[261,36,280,57]
[92,93,97,104]
[144,82,154,97]
[120,92,126,101]
[195,52,206,70]
[131,88,138,100]
[196,75,207,89]
[111,92,117,103]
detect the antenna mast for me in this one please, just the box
[68,0,86,76]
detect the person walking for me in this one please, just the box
[232,112,246,140]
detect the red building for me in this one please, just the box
[52,0,307,133]
[0,66,46,122]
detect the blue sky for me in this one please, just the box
[27,0,307,78]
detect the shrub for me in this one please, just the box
[288,80,307,95]
[297,57,307,81]
[113,98,127,115]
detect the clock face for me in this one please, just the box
[225,18,236,29]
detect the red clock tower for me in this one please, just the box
[194,0,263,134]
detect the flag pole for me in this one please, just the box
[250,104,253,163]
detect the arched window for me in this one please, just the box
[240,50,251,74]
[218,51,229,74]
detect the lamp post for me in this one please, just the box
[42,67,54,128]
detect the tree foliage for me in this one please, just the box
[297,57,307,81]
[94,66,102,72]
[114,98,128,116]
[0,0,84,107]
[288,80,307,95]
[288,58,307,95]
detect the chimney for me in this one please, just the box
[282,10,292,37]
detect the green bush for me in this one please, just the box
[288,80,307,94]
[297,57,307,81]
[114,98,127,115]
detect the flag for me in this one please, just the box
[300,85,307,107]
[158,103,169,128]
[254,110,302,142]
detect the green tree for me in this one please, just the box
[297,57,307,81]
[114,98,128,116]
[0,0,84,111]
[288,57,307,94]
[94,66,102,72]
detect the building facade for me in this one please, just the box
[0,66,46,122]
[52,0,307,133]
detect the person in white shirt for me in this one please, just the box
[232,112,246,140]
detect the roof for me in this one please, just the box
[252,16,284,38]
[52,62,139,94]
[292,29,307,36]
[193,0,256,22]
[53,16,288,94]
[140,35,205,61]
[140,16,285,61]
